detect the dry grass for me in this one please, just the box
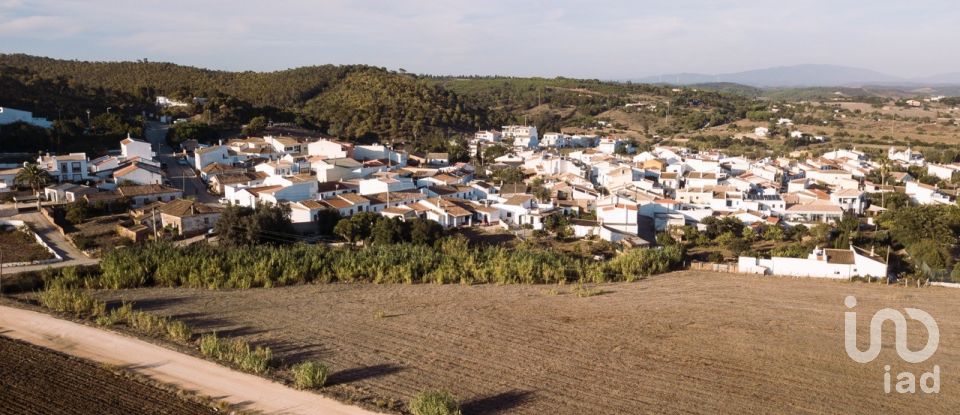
[96,271,960,414]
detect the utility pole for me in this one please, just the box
[1,248,4,295]
[151,207,158,238]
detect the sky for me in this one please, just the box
[2,0,958,79]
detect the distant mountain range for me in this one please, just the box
[634,64,960,88]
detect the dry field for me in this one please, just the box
[0,336,216,415]
[97,272,959,414]
[0,226,53,263]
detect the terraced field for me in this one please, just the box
[0,336,216,415]
[97,271,960,414]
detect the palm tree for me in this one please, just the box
[15,163,52,210]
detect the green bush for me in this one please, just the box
[36,286,106,317]
[291,361,329,389]
[199,333,272,374]
[64,238,687,291]
[409,390,462,415]
[166,320,193,343]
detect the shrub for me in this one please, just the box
[129,311,170,337]
[199,333,273,374]
[166,320,193,343]
[95,302,134,326]
[409,390,462,415]
[37,286,106,317]
[291,361,329,389]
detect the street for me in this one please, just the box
[145,121,218,204]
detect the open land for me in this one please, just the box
[0,336,217,415]
[94,271,960,414]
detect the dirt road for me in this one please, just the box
[0,305,381,415]
[1,211,99,275]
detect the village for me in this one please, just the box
[6,103,955,280]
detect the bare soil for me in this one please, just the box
[0,226,53,263]
[0,336,217,415]
[96,272,960,414]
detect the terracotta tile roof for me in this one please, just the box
[118,184,181,197]
[160,199,223,217]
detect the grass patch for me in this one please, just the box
[199,333,273,374]
[570,283,606,298]
[409,390,462,415]
[36,286,106,317]
[291,361,329,390]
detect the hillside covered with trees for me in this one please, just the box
[1,54,758,153]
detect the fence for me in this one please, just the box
[0,219,64,267]
[688,260,739,274]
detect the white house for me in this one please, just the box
[307,139,351,159]
[475,130,502,142]
[501,125,539,148]
[830,189,866,215]
[0,106,53,128]
[739,246,887,279]
[37,153,90,183]
[888,147,924,166]
[194,145,231,171]
[905,181,953,205]
[120,137,155,161]
[927,163,960,181]
[113,162,164,185]
[357,173,416,195]
[0,167,21,193]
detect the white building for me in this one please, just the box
[120,137,155,161]
[194,145,231,171]
[37,153,90,183]
[501,125,539,148]
[927,163,960,181]
[156,96,190,108]
[0,106,53,128]
[475,130,502,142]
[307,139,351,159]
[888,147,924,166]
[739,246,887,279]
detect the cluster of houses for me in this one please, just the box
[10,117,960,278]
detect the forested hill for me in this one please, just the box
[1,54,755,148]
[0,53,363,108]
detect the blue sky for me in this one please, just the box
[1,0,957,78]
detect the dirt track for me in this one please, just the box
[97,271,960,414]
[0,306,380,415]
[0,336,216,415]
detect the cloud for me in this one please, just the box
[1,0,959,78]
[0,15,80,37]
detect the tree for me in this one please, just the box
[15,163,52,210]
[493,167,524,184]
[243,116,268,136]
[334,212,380,244]
[408,218,443,246]
[315,209,341,236]
[214,204,251,245]
[214,203,295,245]
[371,217,405,245]
[64,200,90,224]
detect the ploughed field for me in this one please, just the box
[97,271,960,414]
[0,336,216,415]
